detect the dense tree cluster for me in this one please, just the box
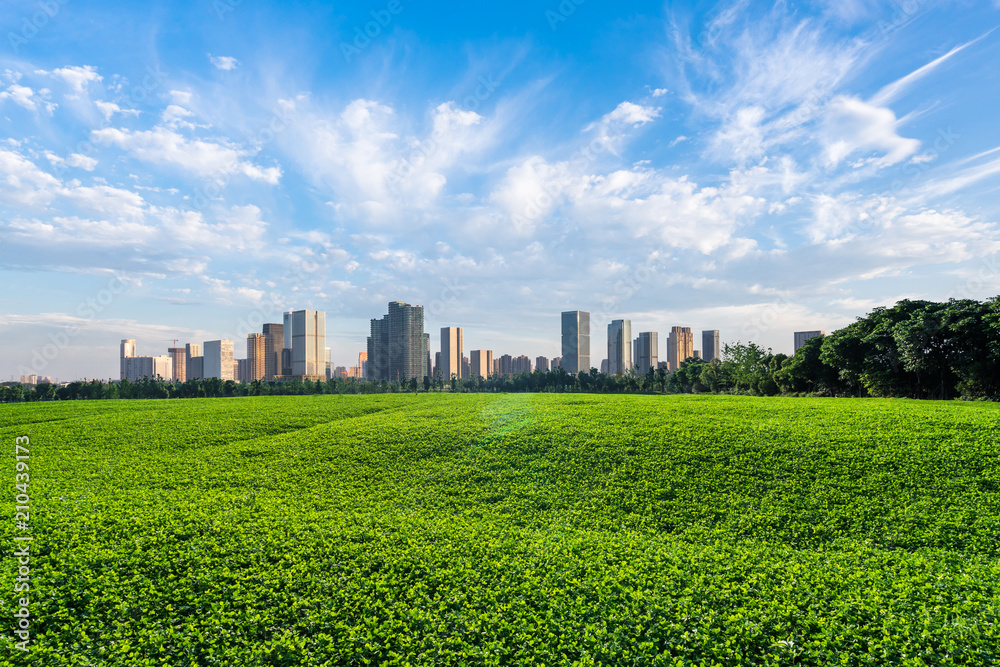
[3,298,997,403]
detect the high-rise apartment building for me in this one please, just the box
[561,310,591,375]
[498,354,514,376]
[552,356,561,370]
[634,332,658,374]
[367,301,428,381]
[536,356,550,372]
[203,340,235,381]
[168,347,186,382]
[359,352,368,378]
[794,330,826,353]
[122,355,173,382]
[512,355,532,374]
[423,334,430,381]
[607,319,632,375]
[666,326,694,371]
[247,333,266,382]
[470,350,493,378]
[702,330,720,362]
[185,343,202,380]
[440,327,464,381]
[262,323,284,380]
[120,339,135,379]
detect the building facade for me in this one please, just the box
[702,330,720,362]
[512,355,532,374]
[289,309,326,377]
[561,310,591,375]
[794,330,826,353]
[634,331,658,374]
[168,347,186,382]
[470,350,493,378]
[120,339,135,379]
[122,355,173,382]
[535,356,549,372]
[666,326,694,371]
[367,301,428,381]
[247,333,267,382]
[262,323,284,380]
[607,319,632,375]
[204,340,236,381]
[440,327,464,381]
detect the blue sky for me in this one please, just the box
[2,0,1000,381]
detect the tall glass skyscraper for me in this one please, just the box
[607,319,632,375]
[561,310,590,375]
[367,301,427,381]
[289,310,327,377]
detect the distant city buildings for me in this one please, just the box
[702,330,720,362]
[368,301,428,381]
[498,354,514,376]
[247,334,266,382]
[512,355,532,374]
[204,340,235,381]
[168,347,186,382]
[262,323,284,380]
[535,356,549,373]
[561,310,591,375]
[794,330,826,352]
[607,319,632,375]
[470,350,493,378]
[666,326,694,371]
[634,332,658,374]
[440,327,464,381]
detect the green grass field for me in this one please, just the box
[2,394,999,665]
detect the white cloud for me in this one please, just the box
[0,84,39,111]
[869,35,988,108]
[821,96,920,168]
[44,152,98,171]
[161,104,196,128]
[34,65,102,95]
[91,126,280,184]
[209,55,240,71]
[0,149,60,207]
[95,100,140,121]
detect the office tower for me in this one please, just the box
[247,334,266,382]
[367,301,427,381]
[600,359,609,374]
[470,350,493,378]
[359,352,368,378]
[694,350,702,359]
[262,323,284,380]
[666,326,694,371]
[536,356,549,372]
[634,332,658,374]
[462,356,470,380]
[185,343,201,380]
[325,347,332,380]
[794,330,826,353]
[237,358,249,383]
[493,358,500,375]
[607,319,632,375]
[188,356,204,380]
[204,340,235,380]
[552,356,561,370]
[120,339,136,380]
[433,352,441,379]
[285,309,326,377]
[702,330,720,362]
[281,348,292,376]
[168,347,186,382]
[440,327,463,381]
[561,310,590,374]
[283,311,293,348]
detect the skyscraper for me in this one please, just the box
[535,356,550,372]
[498,354,514,376]
[204,340,235,380]
[634,331,659,374]
[262,323,284,380]
[667,326,694,371]
[607,319,632,375]
[120,339,135,380]
[247,333,266,382]
[184,343,201,380]
[168,347,186,382]
[470,350,493,378]
[367,301,427,381]
[290,310,326,377]
[512,355,532,374]
[702,330,720,362]
[440,327,464,381]
[561,310,591,375]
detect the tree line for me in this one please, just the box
[3,297,997,403]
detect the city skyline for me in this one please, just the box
[3,2,1000,381]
